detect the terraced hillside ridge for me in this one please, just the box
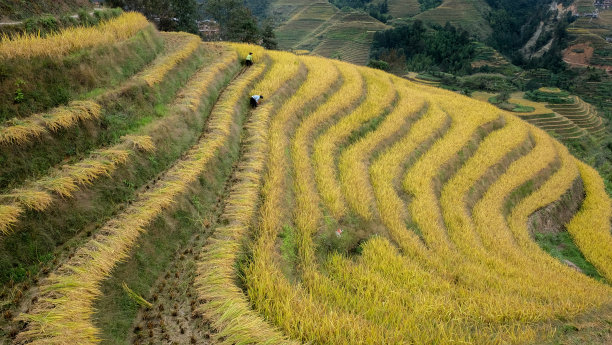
[387,0,421,18]
[522,88,607,140]
[1,16,612,345]
[0,0,91,20]
[272,0,388,65]
[414,0,492,39]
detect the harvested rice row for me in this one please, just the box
[13,58,266,345]
[567,159,612,283]
[339,79,425,220]
[0,135,152,235]
[0,101,101,146]
[195,50,302,345]
[0,33,213,147]
[0,12,150,59]
[140,32,202,86]
[313,68,396,219]
[0,50,238,235]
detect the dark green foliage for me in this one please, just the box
[244,0,270,19]
[367,59,390,71]
[371,21,476,75]
[535,231,603,280]
[418,0,442,12]
[524,89,572,104]
[204,0,263,44]
[261,20,278,50]
[172,0,200,34]
[484,0,574,71]
[330,0,391,23]
[107,0,199,34]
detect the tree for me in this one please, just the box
[204,0,260,42]
[261,20,277,50]
[106,0,199,34]
[172,0,199,34]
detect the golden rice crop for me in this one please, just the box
[567,159,612,282]
[15,58,266,344]
[291,61,364,267]
[370,102,449,258]
[339,80,425,220]
[0,12,150,59]
[313,68,395,219]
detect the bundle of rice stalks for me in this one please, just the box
[0,204,23,235]
[0,119,45,145]
[43,101,102,132]
[121,135,155,153]
[0,100,102,146]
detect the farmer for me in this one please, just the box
[250,94,263,108]
[245,52,253,66]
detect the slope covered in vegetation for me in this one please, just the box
[0,12,611,345]
[0,0,92,20]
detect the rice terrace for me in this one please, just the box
[0,2,611,345]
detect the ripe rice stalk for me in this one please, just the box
[94,148,131,165]
[339,81,425,220]
[120,135,156,153]
[0,204,23,234]
[0,119,45,145]
[121,282,152,308]
[5,188,53,211]
[313,68,395,219]
[35,175,79,198]
[44,101,102,132]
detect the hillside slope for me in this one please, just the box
[0,0,92,20]
[414,0,492,39]
[272,0,388,64]
[0,14,611,345]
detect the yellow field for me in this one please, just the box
[3,17,612,345]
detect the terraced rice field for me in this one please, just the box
[273,1,387,65]
[414,0,492,39]
[1,14,612,345]
[387,0,421,18]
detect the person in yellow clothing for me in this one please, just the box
[245,52,253,66]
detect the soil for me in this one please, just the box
[563,43,612,73]
[563,43,594,66]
